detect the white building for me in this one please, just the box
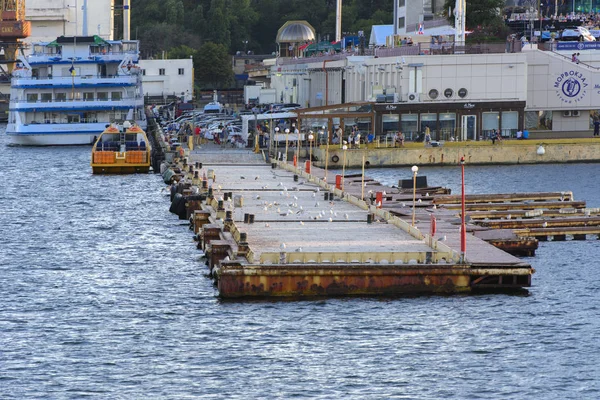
[139,58,195,102]
[25,0,114,46]
[270,43,600,138]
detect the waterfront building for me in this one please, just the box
[25,0,114,46]
[140,58,194,103]
[269,39,600,139]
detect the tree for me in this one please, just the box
[443,0,505,29]
[195,42,234,88]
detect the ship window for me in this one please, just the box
[41,93,52,102]
[178,68,184,75]
[67,114,80,123]
[27,93,38,103]
[142,69,146,75]
[111,92,121,101]
[56,93,67,102]
[97,92,108,101]
[83,92,94,101]
[159,68,165,76]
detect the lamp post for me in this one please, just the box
[274,126,279,160]
[323,126,329,182]
[308,131,314,165]
[460,156,466,263]
[342,143,348,191]
[411,165,419,226]
[284,128,290,162]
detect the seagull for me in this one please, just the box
[426,193,430,197]
[265,223,270,227]
[280,243,286,249]
[295,247,303,252]
[507,214,512,220]
[240,176,246,179]
[328,217,333,222]
[542,222,548,228]
[315,201,319,207]
[300,221,305,225]
[255,176,260,180]
[344,213,349,220]
[312,192,316,197]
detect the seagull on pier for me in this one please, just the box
[542,222,548,228]
[255,176,260,180]
[344,213,349,220]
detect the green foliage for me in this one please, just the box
[443,0,505,29]
[195,42,234,88]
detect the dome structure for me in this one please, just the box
[276,21,316,58]
[276,21,316,43]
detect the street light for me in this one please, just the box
[460,156,466,263]
[274,126,279,160]
[411,165,419,226]
[342,143,348,191]
[323,126,329,182]
[308,131,314,170]
[284,128,290,162]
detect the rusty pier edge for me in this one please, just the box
[165,143,534,298]
[215,262,532,298]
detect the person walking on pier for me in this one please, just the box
[424,125,431,146]
[594,119,600,137]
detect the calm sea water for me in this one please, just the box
[1,128,599,399]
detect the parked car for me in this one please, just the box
[560,26,596,42]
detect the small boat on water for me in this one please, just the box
[91,121,152,174]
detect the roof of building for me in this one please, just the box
[276,21,316,43]
[369,25,394,46]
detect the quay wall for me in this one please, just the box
[314,140,600,168]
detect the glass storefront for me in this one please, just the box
[502,111,519,137]
[420,113,437,139]
[382,114,399,137]
[401,114,419,141]
[438,113,456,141]
[482,112,499,139]
[525,111,552,130]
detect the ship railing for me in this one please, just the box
[11,95,144,105]
[13,73,138,81]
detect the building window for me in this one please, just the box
[97,92,108,101]
[398,17,405,29]
[111,92,122,101]
[55,93,67,102]
[178,68,184,75]
[525,111,552,131]
[438,113,456,140]
[482,112,499,138]
[41,93,52,102]
[382,114,399,137]
[502,111,518,137]
[26,93,38,103]
[400,114,418,141]
[142,69,146,76]
[83,92,94,101]
[420,113,437,138]
[159,68,165,75]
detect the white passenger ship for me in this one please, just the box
[6,35,146,146]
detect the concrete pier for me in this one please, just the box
[165,145,533,298]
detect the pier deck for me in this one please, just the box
[170,147,533,298]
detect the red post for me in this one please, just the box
[376,191,383,208]
[293,154,297,167]
[305,160,311,174]
[430,213,437,237]
[335,174,342,190]
[460,156,466,263]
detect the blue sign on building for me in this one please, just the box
[556,42,600,51]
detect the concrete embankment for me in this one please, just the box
[315,139,600,168]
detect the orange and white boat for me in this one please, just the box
[91,121,152,174]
